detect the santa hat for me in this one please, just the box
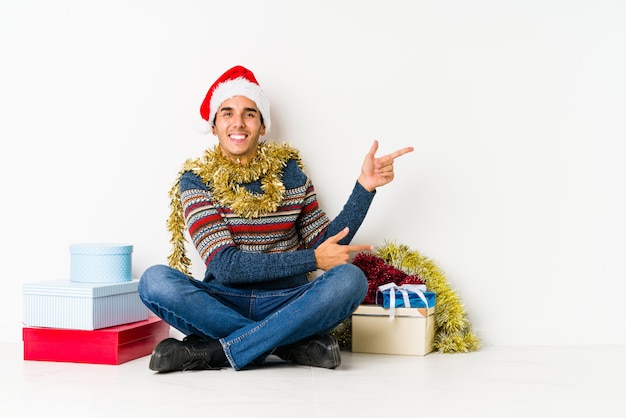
[199,65,271,134]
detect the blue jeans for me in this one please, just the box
[138,263,368,370]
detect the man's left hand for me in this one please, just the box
[357,140,414,192]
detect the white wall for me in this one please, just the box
[1,0,624,345]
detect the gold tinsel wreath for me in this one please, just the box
[375,241,481,353]
[332,241,481,354]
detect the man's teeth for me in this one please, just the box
[230,134,246,140]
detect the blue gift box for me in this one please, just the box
[70,243,133,283]
[22,279,148,330]
[375,286,436,309]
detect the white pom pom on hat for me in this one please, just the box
[199,65,271,134]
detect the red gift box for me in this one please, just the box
[23,316,170,365]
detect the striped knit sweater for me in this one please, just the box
[180,159,375,290]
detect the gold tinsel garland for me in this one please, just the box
[375,241,481,353]
[331,241,481,353]
[166,141,303,275]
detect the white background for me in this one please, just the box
[1,0,624,345]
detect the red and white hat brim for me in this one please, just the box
[208,77,271,133]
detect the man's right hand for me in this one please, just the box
[314,227,373,271]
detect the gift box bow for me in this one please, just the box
[376,283,436,320]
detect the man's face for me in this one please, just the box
[212,96,265,164]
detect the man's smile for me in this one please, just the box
[229,133,247,141]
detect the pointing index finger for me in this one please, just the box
[388,146,414,160]
[345,244,374,253]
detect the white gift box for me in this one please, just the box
[22,279,148,330]
[352,304,436,356]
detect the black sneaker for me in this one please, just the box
[149,335,226,373]
[275,334,341,369]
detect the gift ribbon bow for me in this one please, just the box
[377,283,428,320]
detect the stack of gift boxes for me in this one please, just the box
[351,283,437,356]
[22,243,170,365]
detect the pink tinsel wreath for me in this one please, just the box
[352,252,425,304]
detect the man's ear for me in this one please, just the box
[211,124,217,135]
[260,124,266,136]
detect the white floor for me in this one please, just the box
[3,342,625,418]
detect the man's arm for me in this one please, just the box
[314,140,414,270]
